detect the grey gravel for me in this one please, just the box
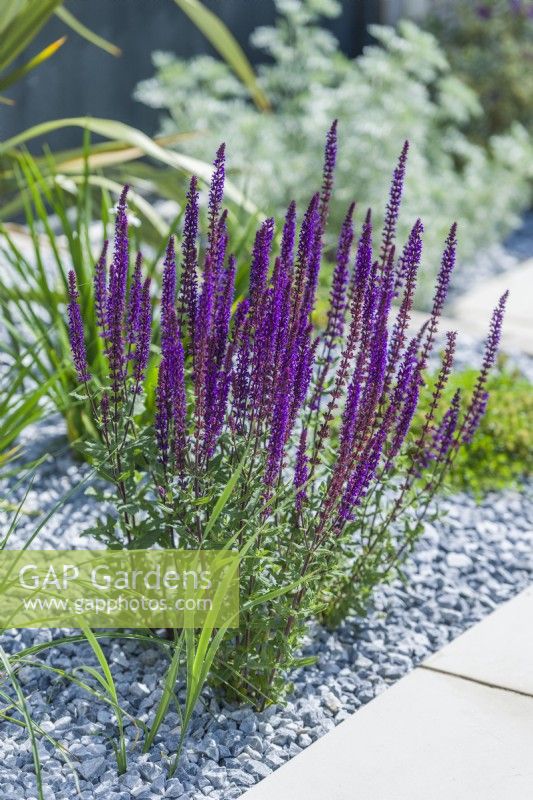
[1,408,531,800]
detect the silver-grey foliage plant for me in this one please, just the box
[135,0,532,307]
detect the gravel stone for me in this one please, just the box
[446,553,473,570]
[77,757,106,781]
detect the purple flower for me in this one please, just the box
[432,389,461,459]
[265,375,292,487]
[385,341,421,467]
[178,175,199,348]
[207,144,226,263]
[461,291,508,444]
[292,194,320,319]
[462,391,489,445]
[194,256,216,443]
[156,307,187,472]
[106,186,130,393]
[127,252,143,347]
[281,201,297,273]
[155,360,170,469]
[67,271,90,383]
[380,141,409,268]
[339,428,386,521]
[412,330,457,471]
[419,223,457,371]
[249,218,275,310]
[132,277,152,390]
[389,219,423,360]
[319,119,337,231]
[232,302,252,432]
[479,290,508,379]
[94,241,108,338]
[161,236,177,356]
[171,319,187,472]
[325,203,355,342]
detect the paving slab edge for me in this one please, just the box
[240,584,533,799]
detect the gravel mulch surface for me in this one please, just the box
[0,412,531,800]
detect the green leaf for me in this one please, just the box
[0,116,259,215]
[172,0,270,111]
[143,635,183,753]
[0,0,63,74]
[54,7,121,57]
[0,35,66,92]
[203,454,247,538]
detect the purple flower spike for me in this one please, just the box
[214,257,236,367]
[462,290,508,444]
[339,428,386,521]
[432,389,461,458]
[385,340,420,467]
[178,175,200,347]
[462,391,489,445]
[281,201,297,272]
[380,141,409,268]
[155,360,170,469]
[265,379,292,487]
[106,186,130,393]
[388,219,423,369]
[171,319,187,473]
[479,290,509,379]
[127,252,143,347]
[132,277,152,390]
[67,271,90,383]
[319,119,338,231]
[207,143,226,259]
[249,218,275,309]
[326,202,355,342]
[419,223,457,371]
[292,193,320,323]
[156,307,187,472]
[94,240,108,338]
[161,236,177,355]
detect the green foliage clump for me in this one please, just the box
[428,0,533,140]
[135,0,532,306]
[416,362,533,497]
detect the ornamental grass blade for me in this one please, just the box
[203,451,248,538]
[0,35,66,92]
[143,633,184,753]
[79,623,127,774]
[0,117,258,215]
[0,646,44,800]
[54,7,121,56]
[0,0,63,74]
[171,0,270,111]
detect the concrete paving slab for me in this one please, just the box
[242,668,533,800]
[451,260,533,354]
[424,585,533,697]
[405,260,533,354]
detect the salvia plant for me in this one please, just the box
[68,123,507,707]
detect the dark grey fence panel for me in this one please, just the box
[1,0,380,151]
